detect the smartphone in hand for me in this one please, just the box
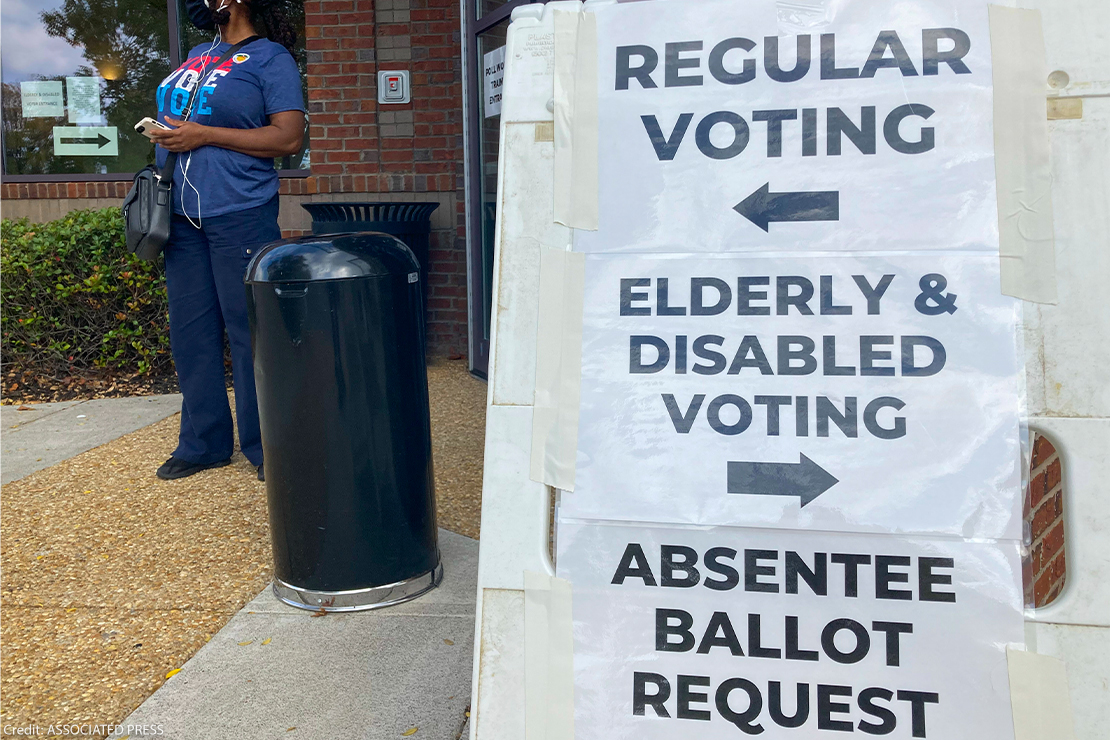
[135,117,171,139]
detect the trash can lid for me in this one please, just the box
[245,232,419,283]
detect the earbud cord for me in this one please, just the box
[181,0,230,230]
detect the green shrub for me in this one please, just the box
[1,208,172,378]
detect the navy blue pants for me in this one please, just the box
[164,195,280,467]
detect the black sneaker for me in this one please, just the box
[257,465,265,482]
[156,456,231,480]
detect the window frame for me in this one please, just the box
[463,0,541,377]
[0,0,310,183]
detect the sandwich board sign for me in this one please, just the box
[551,1,1026,738]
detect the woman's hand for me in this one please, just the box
[149,112,306,159]
[149,118,211,153]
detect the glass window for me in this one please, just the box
[0,0,308,176]
[174,0,309,170]
[477,0,513,21]
[1,0,175,175]
[476,22,508,342]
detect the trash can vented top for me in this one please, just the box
[246,233,420,284]
[301,202,439,232]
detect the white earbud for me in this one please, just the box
[181,1,229,231]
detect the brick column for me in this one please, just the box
[303,0,468,356]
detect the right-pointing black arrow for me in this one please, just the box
[726,454,838,507]
[734,183,839,232]
[60,133,111,148]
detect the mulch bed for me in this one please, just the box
[2,368,183,405]
[2,354,462,406]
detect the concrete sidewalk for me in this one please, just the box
[121,530,476,740]
[1,394,182,483]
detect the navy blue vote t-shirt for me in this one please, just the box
[155,39,304,219]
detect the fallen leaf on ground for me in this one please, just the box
[443,639,454,645]
[311,608,327,617]
[165,668,181,679]
[402,728,418,737]
[261,637,272,645]
[17,405,32,411]
[286,728,296,732]
[238,640,254,646]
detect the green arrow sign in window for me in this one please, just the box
[52,126,119,157]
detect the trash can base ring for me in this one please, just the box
[272,564,443,612]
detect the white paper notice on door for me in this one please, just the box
[66,77,102,123]
[20,81,64,118]
[483,45,506,118]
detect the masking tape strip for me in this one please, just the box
[988,5,1058,305]
[524,571,575,740]
[553,8,599,230]
[530,247,586,490]
[1006,647,1077,740]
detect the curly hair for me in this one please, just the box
[211,0,298,53]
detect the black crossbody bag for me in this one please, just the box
[123,36,261,261]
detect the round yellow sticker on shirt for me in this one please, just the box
[232,53,250,63]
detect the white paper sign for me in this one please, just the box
[575,0,997,254]
[484,45,507,118]
[20,81,64,118]
[65,76,102,123]
[557,520,1024,740]
[562,252,1024,540]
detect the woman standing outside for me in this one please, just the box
[149,0,305,481]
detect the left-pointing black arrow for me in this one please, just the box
[60,133,111,148]
[734,182,839,232]
[726,454,838,507]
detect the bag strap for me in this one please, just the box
[159,35,263,185]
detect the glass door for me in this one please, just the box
[464,0,544,377]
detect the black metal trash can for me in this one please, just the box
[245,232,441,612]
[302,202,439,315]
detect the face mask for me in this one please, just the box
[185,0,216,30]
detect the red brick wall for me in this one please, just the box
[0,179,313,201]
[1,182,132,199]
[1024,434,1066,607]
[1,0,470,357]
